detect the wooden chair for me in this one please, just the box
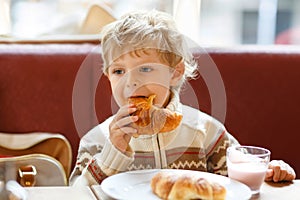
[80,3,116,34]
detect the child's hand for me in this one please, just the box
[109,104,138,153]
[265,160,296,182]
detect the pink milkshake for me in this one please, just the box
[227,145,270,194]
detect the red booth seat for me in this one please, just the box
[0,43,299,177]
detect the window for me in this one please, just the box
[0,0,299,45]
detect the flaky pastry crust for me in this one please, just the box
[128,94,182,137]
[151,171,226,200]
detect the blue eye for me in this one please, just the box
[139,66,153,72]
[112,69,124,74]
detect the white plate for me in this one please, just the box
[101,169,251,200]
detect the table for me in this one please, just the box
[25,186,97,200]
[91,180,300,200]
[17,180,300,200]
[250,180,300,200]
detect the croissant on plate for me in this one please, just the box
[151,171,226,200]
[128,94,182,137]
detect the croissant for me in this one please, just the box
[128,94,182,137]
[151,171,226,200]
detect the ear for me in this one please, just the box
[170,61,185,86]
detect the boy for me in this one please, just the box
[70,10,295,186]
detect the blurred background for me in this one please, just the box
[0,0,299,46]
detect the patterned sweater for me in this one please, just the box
[69,96,239,186]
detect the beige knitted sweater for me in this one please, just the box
[69,95,238,186]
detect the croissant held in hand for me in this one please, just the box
[128,94,182,136]
[151,171,226,200]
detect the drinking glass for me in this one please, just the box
[226,145,270,195]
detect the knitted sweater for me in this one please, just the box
[69,96,239,186]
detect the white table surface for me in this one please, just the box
[25,186,97,200]
[20,179,300,200]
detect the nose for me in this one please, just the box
[126,71,140,88]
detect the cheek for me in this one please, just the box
[145,71,172,86]
[147,84,170,107]
[109,78,126,106]
[110,75,126,91]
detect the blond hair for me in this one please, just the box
[100,10,198,92]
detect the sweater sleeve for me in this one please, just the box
[69,121,134,186]
[206,130,239,176]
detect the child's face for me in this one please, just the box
[107,49,181,108]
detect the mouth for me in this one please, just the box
[129,95,148,99]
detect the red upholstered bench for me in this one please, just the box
[1,43,299,177]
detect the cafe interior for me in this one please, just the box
[0,0,300,199]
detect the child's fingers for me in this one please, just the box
[109,125,137,152]
[278,169,288,182]
[272,165,282,182]
[267,160,296,182]
[114,105,137,121]
[286,167,296,181]
[112,116,138,130]
[286,171,296,181]
[119,127,138,136]
[264,169,274,181]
